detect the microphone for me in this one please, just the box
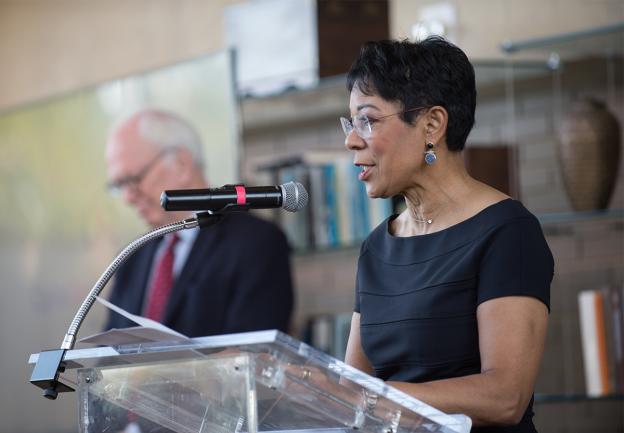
[160,181,309,213]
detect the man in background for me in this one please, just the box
[104,108,294,337]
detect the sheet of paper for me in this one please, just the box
[95,296,187,337]
[79,326,189,345]
[78,296,189,345]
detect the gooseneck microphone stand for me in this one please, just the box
[29,212,222,400]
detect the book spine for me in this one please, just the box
[323,164,339,247]
[334,159,352,246]
[351,164,370,242]
[309,164,329,249]
[578,290,611,396]
[610,286,624,393]
[595,291,612,395]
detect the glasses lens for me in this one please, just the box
[106,181,122,196]
[107,176,139,196]
[106,148,173,196]
[340,117,353,137]
[354,115,372,138]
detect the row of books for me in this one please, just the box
[260,152,393,250]
[578,287,624,396]
[301,312,353,361]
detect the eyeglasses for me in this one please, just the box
[340,107,427,139]
[107,148,176,196]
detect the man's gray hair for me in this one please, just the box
[136,109,205,168]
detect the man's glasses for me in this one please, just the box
[340,107,427,139]
[107,148,176,196]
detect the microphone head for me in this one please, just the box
[280,181,309,212]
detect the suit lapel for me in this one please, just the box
[162,225,222,326]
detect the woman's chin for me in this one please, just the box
[365,185,387,200]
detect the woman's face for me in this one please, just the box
[345,86,425,198]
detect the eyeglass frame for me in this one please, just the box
[340,106,428,139]
[106,147,178,196]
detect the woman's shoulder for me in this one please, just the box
[472,198,551,263]
[462,197,540,243]
[461,180,530,222]
[484,197,538,225]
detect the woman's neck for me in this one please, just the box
[399,153,476,235]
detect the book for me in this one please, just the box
[309,164,329,248]
[334,158,354,246]
[578,289,612,396]
[323,163,340,247]
[350,164,370,241]
[607,286,624,393]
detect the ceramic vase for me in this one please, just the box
[557,98,621,211]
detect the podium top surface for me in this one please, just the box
[29,330,471,433]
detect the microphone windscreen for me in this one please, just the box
[280,181,309,212]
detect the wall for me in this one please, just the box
[0,0,244,111]
[390,0,624,59]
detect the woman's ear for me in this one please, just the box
[425,106,448,145]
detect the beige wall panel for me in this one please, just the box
[0,0,244,110]
[391,0,624,59]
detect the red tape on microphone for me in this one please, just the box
[235,185,246,204]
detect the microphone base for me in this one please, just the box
[30,349,74,398]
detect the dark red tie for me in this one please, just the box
[144,233,180,322]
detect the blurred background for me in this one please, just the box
[0,1,622,432]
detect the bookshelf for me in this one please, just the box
[534,393,624,404]
[537,208,624,225]
[501,22,624,59]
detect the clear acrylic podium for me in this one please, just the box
[28,330,471,433]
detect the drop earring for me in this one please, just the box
[424,141,437,165]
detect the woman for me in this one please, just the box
[343,37,553,432]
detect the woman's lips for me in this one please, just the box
[357,164,374,181]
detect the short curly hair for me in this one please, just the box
[346,37,476,151]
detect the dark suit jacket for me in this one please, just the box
[105,212,294,337]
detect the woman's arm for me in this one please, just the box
[344,312,374,375]
[391,296,547,426]
[346,296,548,426]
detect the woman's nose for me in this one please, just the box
[344,129,365,151]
